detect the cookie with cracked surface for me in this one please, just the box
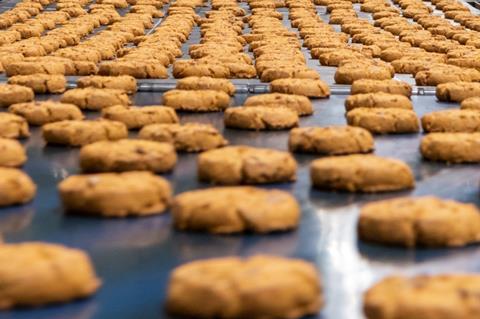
[139,123,227,152]
[243,93,313,116]
[172,187,300,234]
[0,167,35,206]
[347,107,419,134]
[198,146,297,185]
[270,78,330,98]
[0,138,26,167]
[0,84,34,107]
[345,92,413,111]
[4,61,67,76]
[421,133,480,163]
[7,74,66,94]
[224,106,299,130]
[163,89,230,112]
[461,96,480,110]
[415,66,480,86]
[165,255,323,319]
[0,113,30,139]
[421,109,480,133]
[9,101,83,126]
[0,242,100,309]
[289,126,374,155]
[351,79,412,97]
[58,171,172,217]
[310,154,414,192]
[335,64,392,84]
[42,120,128,146]
[101,105,179,130]
[176,76,235,95]
[436,81,480,102]
[172,62,230,78]
[76,75,137,94]
[60,88,131,111]
[98,60,168,79]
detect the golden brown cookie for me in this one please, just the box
[421,109,480,132]
[311,154,414,192]
[198,146,297,185]
[270,78,330,98]
[60,88,131,111]
[166,255,323,319]
[335,64,393,84]
[436,81,480,102]
[350,79,412,97]
[347,108,419,134]
[59,171,172,217]
[0,167,35,206]
[415,66,480,86]
[7,74,66,94]
[0,138,26,167]
[9,101,83,126]
[0,84,34,108]
[0,242,100,309]
[101,105,179,130]
[243,93,313,116]
[289,126,374,155]
[420,133,480,163]
[461,96,480,110]
[99,60,168,78]
[345,92,413,111]
[76,75,137,94]
[172,187,300,234]
[176,76,236,95]
[0,113,30,139]
[224,106,299,130]
[163,89,230,112]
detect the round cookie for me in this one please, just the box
[60,88,131,111]
[79,139,177,173]
[350,79,412,97]
[0,138,26,167]
[0,167,36,206]
[172,187,300,234]
[310,154,415,192]
[76,75,137,94]
[58,171,172,217]
[345,92,413,111]
[166,255,323,319]
[224,106,299,130]
[9,101,84,125]
[289,126,374,155]
[139,123,227,152]
[7,74,66,94]
[335,64,393,84]
[0,84,34,108]
[98,60,169,79]
[420,133,480,163]
[436,81,480,102]
[270,78,330,98]
[101,105,179,129]
[162,89,230,112]
[364,275,480,319]
[42,120,128,146]
[421,109,480,133]
[347,107,420,134]
[176,76,236,95]
[461,96,480,110]
[198,146,297,185]
[359,196,480,247]
[0,113,30,139]
[243,93,313,116]
[0,242,100,309]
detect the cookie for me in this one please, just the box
[289,126,374,155]
[421,109,480,133]
[347,108,420,134]
[0,138,26,167]
[139,123,227,152]
[9,101,84,126]
[166,255,322,319]
[310,154,414,192]
[198,146,297,185]
[224,106,299,130]
[59,171,172,217]
[7,74,66,94]
[351,79,412,97]
[172,62,230,78]
[176,76,236,96]
[421,133,480,163]
[270,78,330,98]
[345,93,413,111]
[0,242,100,309]
[435,81,480,102]
[0,113,30,139]
[60,88,131,111]
[172,187,300,234]
[0,84,34,107]
[461,96,480,110]
[4,61,67,76]
[364,274,480,319]
[243,93,313,116]
[76,75,137,94]
[163,89,230,112]
[415,66,480,86]
[101,105,179,130]
[42,120,128,146]
[98,60,168,79]
[335,64,393,84]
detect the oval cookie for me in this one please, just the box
[351,79,412,97]
[101,105,179,129]
[9,101,84,125]
[345,92,413,111]
[163,89,230,112]
[421,109,480,133]
[347,107,419,134]
[421,132,480,163]
[270,78,330,98]
[225,106,299,130]
[243,93,313,116]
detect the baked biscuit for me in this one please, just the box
[163,89,230,112]
[351,79,412,97]
[364,275,480,319]
[224,106,299,130]
[0,84,34,107]
[436,81,480,102]
[5,61,67,76]
[59,171,171,217]
[0,138,26,167]
[311,154,414,192]
[421,133,480,163]
[0,167,35,206]
[61,88,131,111]
[345,93,413,111]
[172,62,230,78]
[172,187,300,233]
[79,139,176,173]
[270,78,330,98]
[289,126,374,155]
[9,101,83,126]
[101,105,179,130]
[415,67,480,86]
[0,113,29,139]
[176,76,236,95]
[139,123,227,152]
[166,255,322,319]
[198,146,297,185]
[99,61,168,79]
[76,75,137,94]
[421,109,480,132]
[0,242,100,309]
[347,108,420,134]
[335,64,392,84]
[461,96,480,110]
[42,120,128,146]
[8,74,66,94]
[243,93,313,116]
